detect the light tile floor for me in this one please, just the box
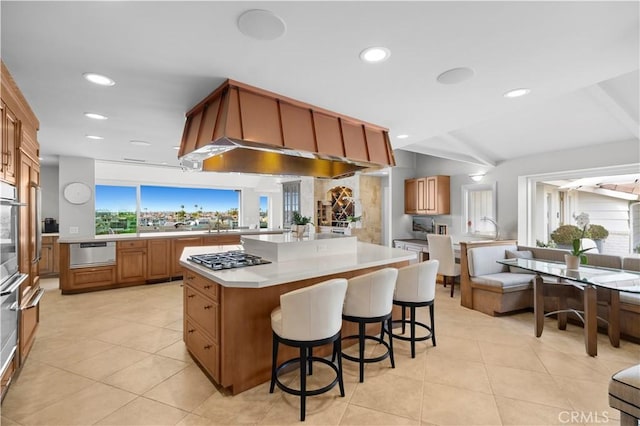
[1,278,638,425]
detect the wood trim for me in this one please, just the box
[1,61,39,131]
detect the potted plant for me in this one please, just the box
[587,224,609,252]
[291,211,311,238]
[564,212,594,269]
[346,215,361,229]
[550,225,583,249]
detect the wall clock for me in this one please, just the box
[63,182,92,205]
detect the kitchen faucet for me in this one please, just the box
[481,216,500,240]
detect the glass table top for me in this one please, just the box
[497,258,640,293]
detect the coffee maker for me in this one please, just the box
[43,218,58,233]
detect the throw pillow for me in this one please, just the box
[505,250,535,274]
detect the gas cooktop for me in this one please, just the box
[187,250,271,270]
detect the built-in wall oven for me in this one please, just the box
[0,181,28,380]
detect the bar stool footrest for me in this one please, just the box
[389,320,433,342]
[341,335,392,364]
[273,357,340,397]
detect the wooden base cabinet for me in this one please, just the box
[184,271,220,382]
[147,238,170,281]
[171,237,203,277]
[116,240,147,284]
[39,235,59,277]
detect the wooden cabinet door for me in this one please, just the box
[416,178,427,214]
[425,176,450,215]
[147,238,170,280]
[39,242,54,276]
[117,241,147,283]
[404,179,417,214]
[1,103,18,184]
[171,237,203,277]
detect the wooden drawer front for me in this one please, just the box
[117,240,147,249]
[1,353,16,400]
[20,298,40,364]
[184,271,219,302]
[185,320,220,381]
[71,266,116,288]
[185,287,218,343]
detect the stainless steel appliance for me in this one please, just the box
[187,251,271,270]
[0,181,28,381]
[69,241,116,268]
[1,182,22,286]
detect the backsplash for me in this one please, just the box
[412,216,452,239]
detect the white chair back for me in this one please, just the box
[394,260,439,303]
[278,278,347,341]
[427,234,457,276]
[343,268,398,318]
[580,238,599,254]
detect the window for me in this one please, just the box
[139,186,239,232]
[95,185,138,235]
[462,183,497,237]
[259,196,269,228]
[95,184,241,234]
[282,181,300,227]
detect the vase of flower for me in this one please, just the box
[564,254,580,270]
[566,212,595,268]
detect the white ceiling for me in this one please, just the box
[1,1,638,169]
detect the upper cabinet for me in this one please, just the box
[1,101,19,184]
[404,176,450,215]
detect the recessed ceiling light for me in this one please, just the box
[82,72,116,86]
[504,88,531,98]
[86,135,104,140]
[237,9,286,40]
[437,67,475,85]
[130,140,151,146]
[172,146,180,150]
[359,47,391,63]
[397,134,409,139]
[84,112,108,120]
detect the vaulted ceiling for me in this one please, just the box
[1,1,638,169]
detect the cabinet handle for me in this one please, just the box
[204,305,212,310]
[188,329,195,333]
[204,345,211,350]
[186,275,195,280]
[203,284,211,289]
[187,294,195,298]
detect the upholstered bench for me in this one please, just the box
[609,364,640,425]
[465,244,535,316]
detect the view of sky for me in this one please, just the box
[95,185,240,212]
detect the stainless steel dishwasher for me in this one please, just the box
[69,241,116,268]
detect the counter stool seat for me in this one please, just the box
[383,261,439,358]
[341,268,398,382]
[269,278,348,422]
[609,364,640,426]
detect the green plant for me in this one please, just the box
[587,224,609,240]
[347,215,361,223]
[292,211,311,225]
[550,225,584,245]
[569,212,593,264]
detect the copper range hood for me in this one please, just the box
[179,79,395,179]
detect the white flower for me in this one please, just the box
[574,212,590,229]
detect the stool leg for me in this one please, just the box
[410,306,416,358]
[300,345,307,421]
[308,347,313,375]
[358,321,365,383]
[336,337,345,397]
[429,304,436,347]
[401,306,406,335]
[387,317,395,368]
[269,333,278,393]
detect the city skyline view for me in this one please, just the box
[95,185,241,213]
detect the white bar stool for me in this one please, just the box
[269,278,348,421]
[384,260,439,358]
[341,268,398,382]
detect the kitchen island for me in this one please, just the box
[179,237,415,394]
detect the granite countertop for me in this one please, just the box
[179,242,416,289]
[58,229,283,244]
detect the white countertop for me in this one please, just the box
[58,229,283,244]
[179,242,416,288]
